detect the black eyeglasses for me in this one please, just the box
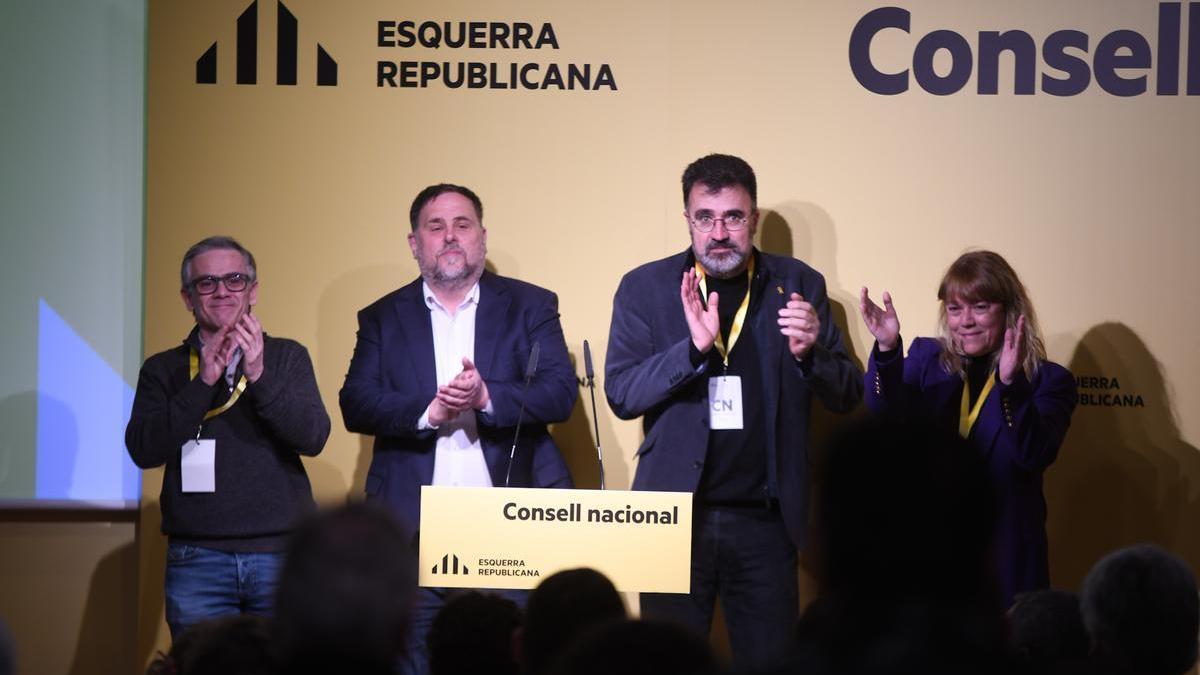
[188,273,252,295]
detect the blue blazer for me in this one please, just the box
[339,272,576,535]
[865,337,1077,606]
[604,250,862,548]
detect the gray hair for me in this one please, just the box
[180,236,257,289]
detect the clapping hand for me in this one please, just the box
[231,312,265,382]
[859,287,900,352]
[778,293,820,359]
[998,315,1026,385]
[429,357,490,426]
[680,268,719,354]
[198,323,238,386]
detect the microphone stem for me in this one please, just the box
[587,379,605,490]
[504,373,533,488]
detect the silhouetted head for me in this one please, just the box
[521,568,626,675]
[272,503,416,675]
[1081,544,1199,675]
[146,615,273,675]
[1008,589,1089,675]
[547,619,717,675]
[428,591,522,675]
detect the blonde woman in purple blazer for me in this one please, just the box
[860,250,1077,608]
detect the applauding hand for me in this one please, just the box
[198,323,238,386]
[859,287,900,352]
[429,357,490,427]
[778,293,820,360]
[231,312,265,382]
[680,268,719,354]
[998,315,1026,385]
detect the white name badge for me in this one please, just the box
[181,439,216,493]
[708,376,744,430]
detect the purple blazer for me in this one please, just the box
[865,337,1076,607]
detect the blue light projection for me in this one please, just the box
[36,299,140,503]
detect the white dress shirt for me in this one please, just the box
[418,281,494,487]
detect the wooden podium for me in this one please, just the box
[418,486,692,592]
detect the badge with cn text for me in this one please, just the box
[708,376,743,430]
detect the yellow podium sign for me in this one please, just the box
[418,486,692,592]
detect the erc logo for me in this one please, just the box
[196,0,337,86]
[431,553,470,576]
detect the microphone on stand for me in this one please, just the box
[583,340,606,490]
[504,342,540,488]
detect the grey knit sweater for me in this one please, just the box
[126,328,330,551]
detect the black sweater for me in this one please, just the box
[125,329,331,551]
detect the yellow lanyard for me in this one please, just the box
[189,348,248,422]
[958,371,997,438]
[694,256,754,367]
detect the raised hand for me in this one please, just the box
[232,312,265,382]
[859,286,900,352]
[778,292,820,359]
[998,314,1026,385]
[198,323,236,386]
[680,268,719,354]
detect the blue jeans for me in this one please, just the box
[164,543,284,639]
[640,506,799,669]
[399,586,529,675]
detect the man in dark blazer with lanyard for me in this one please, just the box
[340,183,576,675]
[605,154,862,669]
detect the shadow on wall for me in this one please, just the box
[317,263,407,497]
[758,205,869,614]
[68,540,138,675]
[760,203,865,376]
[759,204,868,452]
[550,348,623,490]
[33,394,78,500]
[1046,322,1200,589]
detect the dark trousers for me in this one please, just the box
[640,506,799,670]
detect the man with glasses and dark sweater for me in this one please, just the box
[126,236,330,639]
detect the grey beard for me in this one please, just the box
[697,247,748,279]
[423,260,481,291]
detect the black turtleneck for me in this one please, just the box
[965,354,996,408]
[695,270,769,507]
